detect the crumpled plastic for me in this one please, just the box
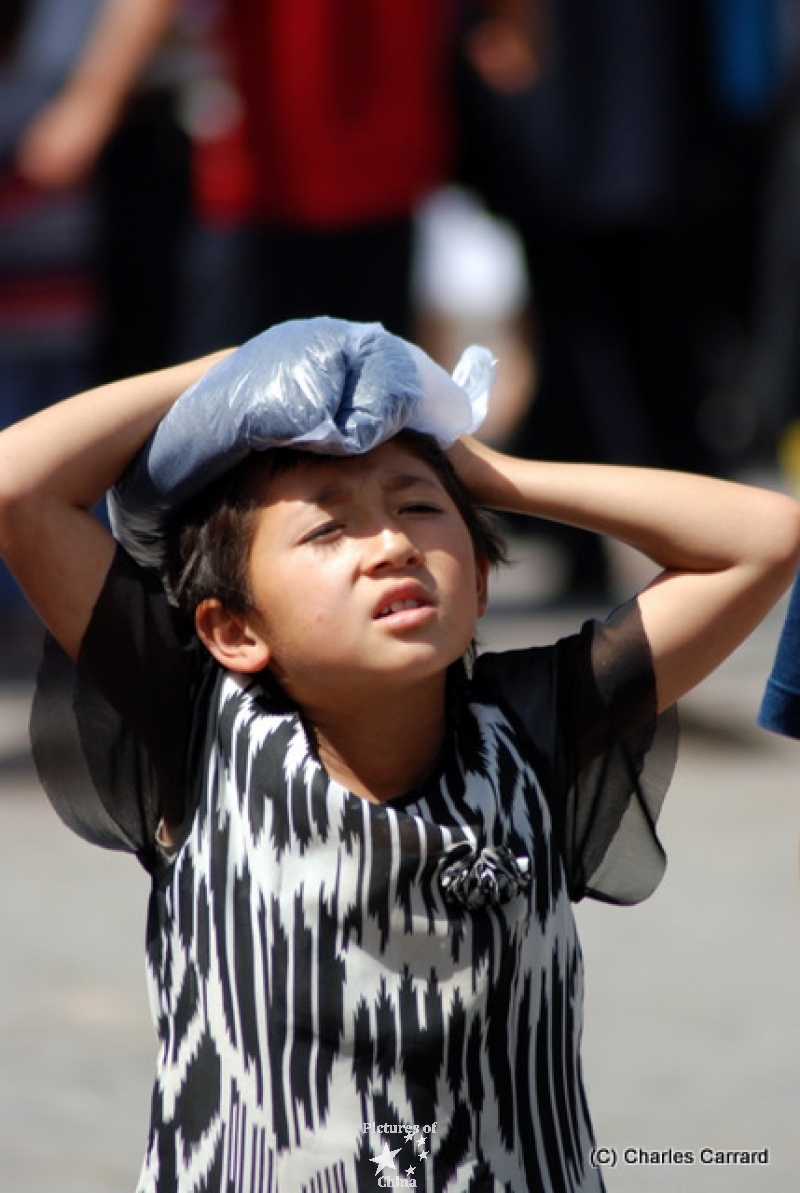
[108,317,495,569]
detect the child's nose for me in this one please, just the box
[367,525,423,570]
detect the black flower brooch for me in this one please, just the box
[439,843,531,910]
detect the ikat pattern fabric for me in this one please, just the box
[137,671,604,1193]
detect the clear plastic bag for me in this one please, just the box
[109,317,494,568]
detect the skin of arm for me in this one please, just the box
[0,350,231,659]
[15,0,179,190]
[448,436,800,711]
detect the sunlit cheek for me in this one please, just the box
[257,560,340,636]
[295,595,340,633]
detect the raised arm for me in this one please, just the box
[449,437,800,710]
[0,351,230,659]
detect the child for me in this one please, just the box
[0,317,798,1193]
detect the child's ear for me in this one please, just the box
[476,556,490,618]
[194,598,271,674]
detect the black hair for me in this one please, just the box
[164,429,507,618]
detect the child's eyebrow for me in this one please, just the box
[305,482,351,507]
[307,471,440,506]
[382,471,441,495]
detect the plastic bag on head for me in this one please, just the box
[108,317,495,569]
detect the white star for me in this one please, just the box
[404,1128,416,1143]
[371,1143,401,1174]
[406,1165,416,1176]
[418,1145,428,1159]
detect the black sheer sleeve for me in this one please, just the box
[30,546,212,870]
[475,599,678,905]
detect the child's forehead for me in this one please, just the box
[256,439,442,505]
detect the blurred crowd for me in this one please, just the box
[2,0,800,618]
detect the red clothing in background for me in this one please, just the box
[210,0,457,228]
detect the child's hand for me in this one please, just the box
[446,436,511,509]
[17,89,116,190]
[463,17,540,94]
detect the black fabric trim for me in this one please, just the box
[473,600,677,905]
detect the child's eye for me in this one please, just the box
[400,502,441,516]
[302,522,343,545]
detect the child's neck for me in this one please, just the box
[305,675,448,804]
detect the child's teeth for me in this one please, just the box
[387,599,418,615]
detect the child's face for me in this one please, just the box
[224,440,488,703]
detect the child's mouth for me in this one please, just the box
[377,599,425,619]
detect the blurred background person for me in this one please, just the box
[17,0,195,381]
[456,0,788,600]
[0,0,197,658]
[0,0,100,420]
[18,0,536,354]
[207,0,458,340]
[0,0,102,636]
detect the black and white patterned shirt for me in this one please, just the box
[32,549,677,1193]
